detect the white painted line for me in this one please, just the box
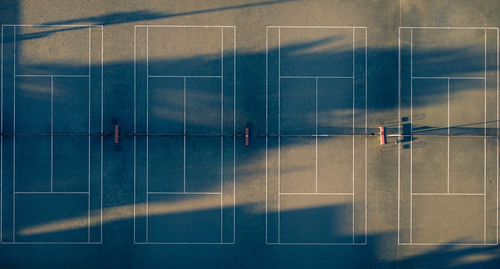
[100,25,103,243]
[267,242,368,245]
[411,193,484,196]
[315,78,318,194]
[14,192,90,194]
[278,26,281,244]
[364,136,367,243]
[412,76,484,80]
[265,26,268,243]
[484,28,487,244]
[271,26,367,29]
[220,27,224,243]
[87,26,91,243]
[146,26,149,243]
[2,241,103,245]
[0,25,3,243]
[15,74,89,77]
[397,27,401,244]
[51,76,54,193]
[280,76,353,79]
[448,78,450,194]
[233,26,236,243]
[148,75,221,78]
[410,27,413,244]
[147,192,222,195]
[352,27,355,244]
[12,26,16,242]
[183,77,186,193]
[133,25,136,243]
[1,24,98,28]
[364,28,368,244]
[136,25,235,28]
[399,242,498,246]
[400,27,499,30]
[135,242,235,245]
[497,28,499,245]
[280,192,354,195]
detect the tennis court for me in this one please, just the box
[398,27,498,245]
[133,25,236,244]
[1,25,103,244]
[265,26,367,245]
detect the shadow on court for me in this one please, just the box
[0,11,499,268]
[2,1,298,42]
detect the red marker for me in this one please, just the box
[245,128,250,146]
[114,125,120,144]
[379,126,386,145]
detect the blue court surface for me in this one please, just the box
[0,0,500,268]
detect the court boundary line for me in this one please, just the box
[0,24,104,245]
[14,74,90,77]
[278,26,281,244]
[399,242,498,246]
[267,26,367,29]
[99,24,104,244]
[496,27,499,246]
[133,25,236,245]
[133,25,137,244]
[364,28,368,245]
[183,77,186,193]
[483,29,487,244]
[315,78,318,194]
[0,241,103,245]
[0,25,3,244]
[400,26,498,30]
[447,78,450,194]
[14,192,90,194]
[146,25,149,243]
[233,26,236,244]
[87,26,91,242]
[265,25,368,245]
[13,25,16,243]
[134,242,235,245]
[412,76,484,80]
[220,27,224,243]
[135,25,234,28]
[398,26,499,246]
[280,192,354,195]
[352,28,355,244]
[412,193,485,196]
[410,27,413,244]
[265,26,268,244]
[148,192,221,195]
[148,75,221,78]
[1,24,101,28]
[267,242,367,245]
[397,26,401,245]
[280,76,353,79]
